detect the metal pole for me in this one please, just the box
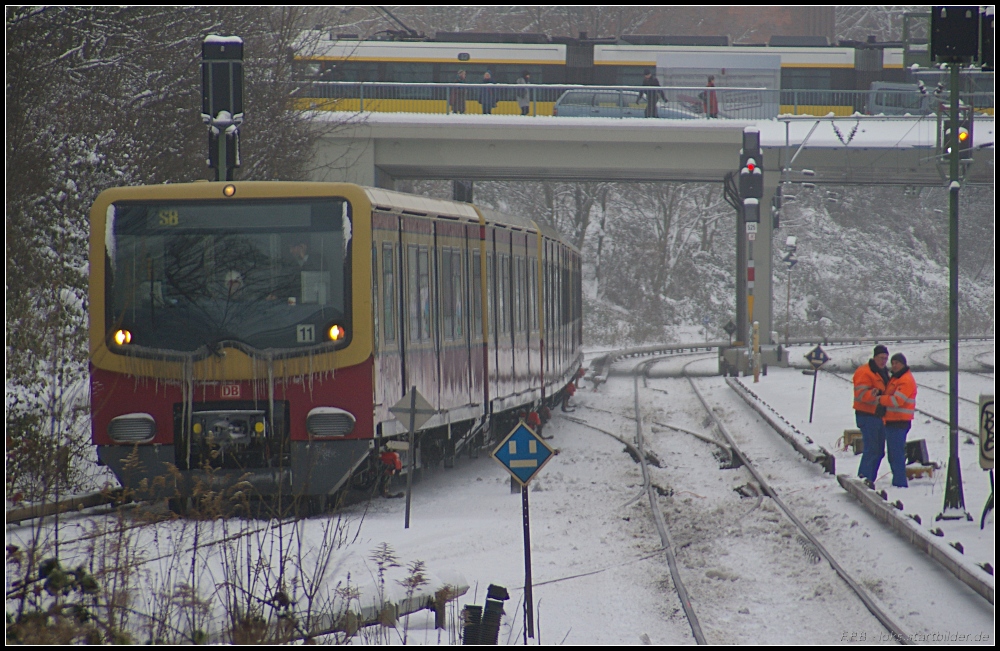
[216,132,227,182]
[405,386,416,529]
[752,321,760,383]
[809,369,819,423]
[522,484,534,640]
[940,62,968,520]
[785,266,792,345]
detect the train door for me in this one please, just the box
[470,236,487,409]
[372,212,403,428]
[436,218,471,413]
[401,216,437,411]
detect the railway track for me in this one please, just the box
[575,351,911,643]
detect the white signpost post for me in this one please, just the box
[389,387,436,529]
[492,421,556,642]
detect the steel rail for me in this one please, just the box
[684,374,914,644]
[631,356,708,644]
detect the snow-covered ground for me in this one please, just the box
[7,341,993,644]
[324,340,994,644]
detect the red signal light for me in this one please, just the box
[746,162,756,172]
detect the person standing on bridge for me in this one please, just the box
[641,68,665,118]
[854,345,890,487]
[480,70,497,115]
[450,69,467,114]
[879,352,917,488]
[516,70,532,115]
[702,75,719,118]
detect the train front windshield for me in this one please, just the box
[106,198,352,354]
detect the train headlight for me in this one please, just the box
[108,413,156,443]
[113,329,132,345]
[223,184,236,197]
[328,324,346,341]
[254,420,265,434]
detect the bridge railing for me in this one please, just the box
[287,81,994,120]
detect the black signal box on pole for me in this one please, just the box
[739,128,763,199]
[931,6,980,63]
[981,9,994,71]
[201,36,244,181]
[202,37,244,121]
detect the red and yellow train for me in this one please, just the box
[90,181,582,506]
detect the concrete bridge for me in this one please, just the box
[307,111,995,344]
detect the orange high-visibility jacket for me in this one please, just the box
[879,368,916,423]
[853,361,888,415]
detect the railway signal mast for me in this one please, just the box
[740,129,763,378]
[202,35,244,182]
[930,6,987,521]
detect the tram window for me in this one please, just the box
[385,62,434,83]
[782,69,831,90]
[382,243,395,342]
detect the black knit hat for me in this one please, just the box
[873,345,889,356]
[891,353,907,366]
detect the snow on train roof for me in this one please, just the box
[363,187,575,249]
[364,187,480,220]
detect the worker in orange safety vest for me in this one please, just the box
[854,345,890,486]
[878,352,917,488]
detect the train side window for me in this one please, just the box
[408,245,419,342]
[372,244,379,353]
[471,249,482,339]
[452,249,463,340]
[417,247,431,341]
[514,256,527,332]
[408,244,432,342]
[528,262,537,333]
[499,254,510,334]
[562,261,571,325]
[442,248,454,340]
[382,243,395,342]
[487,251,495,340]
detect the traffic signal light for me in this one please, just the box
[739,128,763,199]
[930,6,980,63]
[943,110,973,160]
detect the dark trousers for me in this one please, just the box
[856,412,886,483]
[885,422,911,487]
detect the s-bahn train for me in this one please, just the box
[292,31,993,116]
[90,181,582,507]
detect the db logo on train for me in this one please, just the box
[222,383,241,399]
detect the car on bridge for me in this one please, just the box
[552,89,700,119]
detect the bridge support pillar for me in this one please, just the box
[452,180,474,203]
[307,129,394,190]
